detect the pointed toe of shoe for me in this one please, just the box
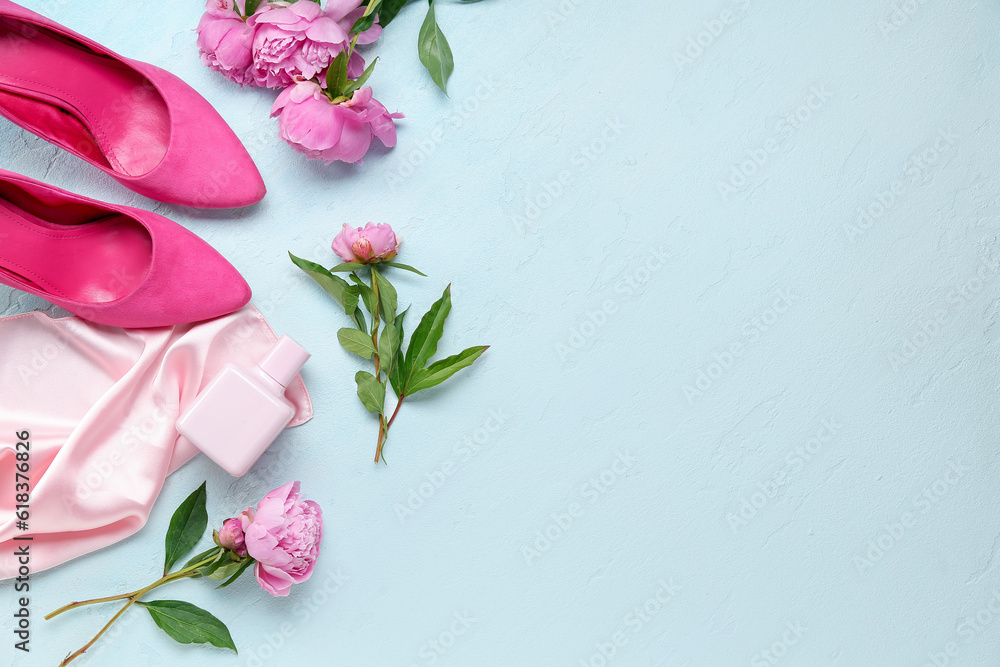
[117,214,253,326]
[0,170,252,329]
[117,62,268,209]
[196,155,267,209]
[0,3,266,209]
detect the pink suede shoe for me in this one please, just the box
[0,1,266,208]
[0,169,252,328]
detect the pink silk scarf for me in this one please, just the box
[0,305,312,579]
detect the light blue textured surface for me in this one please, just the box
[4,0,1000,665]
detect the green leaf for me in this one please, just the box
[207,560,244,581]
[350,10,378,34]
[325,50,350,97]
[182,547,225,578]
[355,371,386,414]
[215,558,254,590]
[183,546,221,571]
[138,600,237,653]
[244,0,262,15]
[379,319,401,378]
[385,261,427,276]
[372,266,397,325]
[343,284,361,315]
[418,0,454,94]
[344,57,378,97]
[352,306,367,331]
[378,0,409,26]
[343,285,367,330]
[164,482,208,575]
[350,274,377,317]
[408,345,488,394]
[338,328,376,359]
[389,308,409,396]
[402,285,452,390]
[289,253,355,312]
[329,262,366,273]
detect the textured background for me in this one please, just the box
[4,0,1000,665]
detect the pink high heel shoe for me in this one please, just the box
[0,1,266,209]
[0,169,252,328]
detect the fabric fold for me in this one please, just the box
[0,305,312,578]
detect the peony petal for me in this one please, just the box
[304,17,350,44]
[325,0,364,21]
[332,120,374,163]
[271,83,296,116]
[370,111,398,147]
[332,223,359,261]
[255,562,295,596]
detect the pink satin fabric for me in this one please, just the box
[0,305,312,578]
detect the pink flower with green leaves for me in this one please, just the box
[47,481,324,663]
[240,481,323,597]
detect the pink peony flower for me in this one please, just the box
[332,222,399,264]
[271,81,403,164]
[216,517,247,557]
[250,0,376,89]
[196,0,259,86]
[240,482,322,597]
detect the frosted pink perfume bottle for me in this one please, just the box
[176,335,310,476]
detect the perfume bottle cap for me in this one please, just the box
[257,335,310,387]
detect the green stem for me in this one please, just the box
[369,267,389,463]
[45,552,222,620]
[386,394,404,430]
[57,599,135,667]
[50,552,224,666]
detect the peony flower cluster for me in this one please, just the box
[217,481,324,597]
[197,0,400,164]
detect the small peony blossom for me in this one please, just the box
[216,517,247,557]
[332,223,399,264]
[240,481,323,597]
[271,81,403,164]
[196,0,260,86]
[251,1,355,89]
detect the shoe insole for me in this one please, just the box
[0,18,169,177]
[0,197,151,303]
